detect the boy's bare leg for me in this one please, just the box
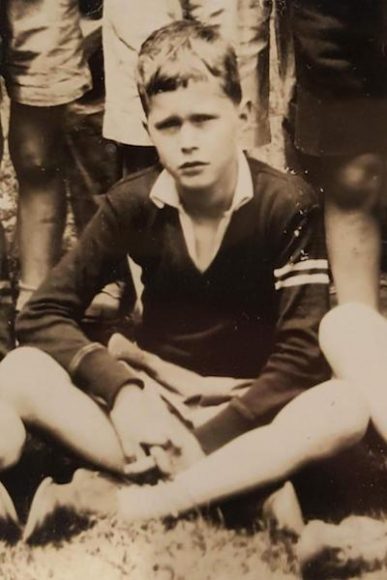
[8,103,67,309]
[323,153,384,309]
[0,400,25,536]
[320,302,387,442]
[148,379,368,517]
[0,400,26,471]
[30,377,366,528]
[0,347,126,474]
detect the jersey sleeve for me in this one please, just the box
[16,194,140,408]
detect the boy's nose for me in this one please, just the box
[179,124,198,152]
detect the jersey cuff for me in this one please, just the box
[72,345,143,408]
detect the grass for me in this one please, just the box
[0,504,300,580]
[0,517,299,580]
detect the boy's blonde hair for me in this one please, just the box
[137,20,242,116]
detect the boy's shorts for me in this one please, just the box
[3,0,91,106]
[135,368,252,430]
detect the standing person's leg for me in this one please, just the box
[236,0,272,150]
[321,154,385,309]
[0,114,15,359]
[8,103,67,309]
[0,221,14,360]
[289,139,385,311]
[274,0,294,102]
[4,0,92,309]
[287,0,387,309]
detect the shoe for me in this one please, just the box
[297,516,387,579]
[262,481,304,538]
[24,476,94,545]
[0,481,21,544]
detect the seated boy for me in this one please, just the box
[0,20,367,538]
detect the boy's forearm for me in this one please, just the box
[195,290,329,453]
[194,376,307,454]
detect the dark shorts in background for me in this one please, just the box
[294,89,387,157]
[291,0,387,158]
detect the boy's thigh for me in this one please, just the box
[4,0,91,106]
[0,346,72,398]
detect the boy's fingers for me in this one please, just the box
[139,418,171,447]
[124,446,175,477]
[149,446,174,475]
[124,456,156,476]
[121,438,147,464]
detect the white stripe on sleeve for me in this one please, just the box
[275,273,330,290]
[274,259,328,280]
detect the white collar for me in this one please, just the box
[150,150,254,215]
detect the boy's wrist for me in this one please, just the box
[194,400,257,454]
[113,381,144,407]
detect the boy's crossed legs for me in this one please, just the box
[0,337,249,479]
[22,376,368,540]
[0,303,384,539]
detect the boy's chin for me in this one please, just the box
[177,175,217,194]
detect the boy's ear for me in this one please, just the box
[238,98,253,125]
[238,99,253,139]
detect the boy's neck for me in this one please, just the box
[178,158,239,219]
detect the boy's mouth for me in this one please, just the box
[179,161,208,173]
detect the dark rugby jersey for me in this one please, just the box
[16,155,330,451]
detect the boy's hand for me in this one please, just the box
[125,412,205,477]
[109,384,173,464]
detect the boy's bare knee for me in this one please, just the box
[319,303,383,366]
[327,380,369,449]
[275,379,369,464]
[0,347,69,419]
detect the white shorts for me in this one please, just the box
[4,0,91,106]
[102,0,182,146]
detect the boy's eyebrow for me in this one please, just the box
[154,115,181,129]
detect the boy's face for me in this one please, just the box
[146,81,243,198]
